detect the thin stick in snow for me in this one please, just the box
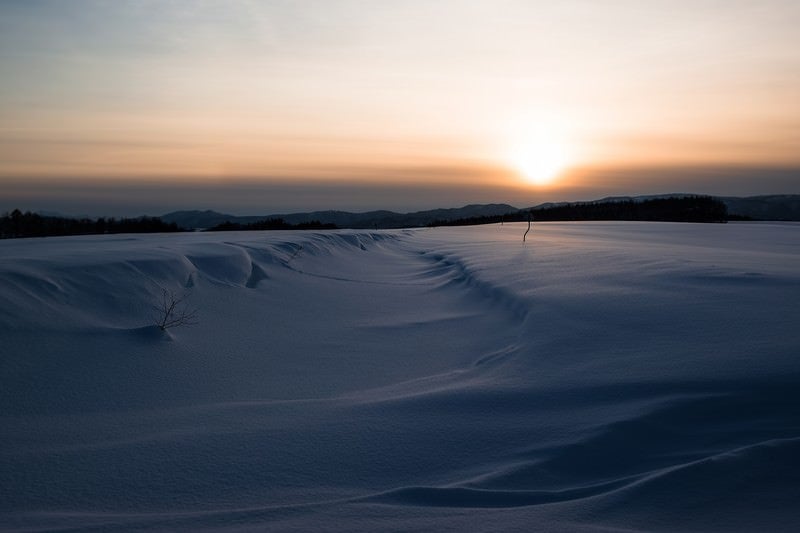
[523,212,532,243]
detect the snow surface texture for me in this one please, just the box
[1,222,799,532]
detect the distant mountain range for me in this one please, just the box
[160,195,800,229]
[717,195,800,221]
[161,204,519,230]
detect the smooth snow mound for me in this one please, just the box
[1,222,799,532]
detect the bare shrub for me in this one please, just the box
[152,287,198,331]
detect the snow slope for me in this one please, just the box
[1,222,799,531]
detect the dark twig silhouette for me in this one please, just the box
[152,287,198,331]
[523,211,532,242]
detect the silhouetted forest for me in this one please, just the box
[1,196,729,239]
[206,218,338,232]
[0,209,182,239]
[429,196,728,227]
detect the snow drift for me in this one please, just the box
[1,222,798,531]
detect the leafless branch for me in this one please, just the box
[152,287,198,330]
[523,211,532,243]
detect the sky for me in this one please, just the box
[1,0,799,216]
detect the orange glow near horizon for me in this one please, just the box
[0,1,798,207]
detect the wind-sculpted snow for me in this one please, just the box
[1,222,798,531]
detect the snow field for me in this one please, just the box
[1,222,799,531]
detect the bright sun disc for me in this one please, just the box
[509,129,570,186]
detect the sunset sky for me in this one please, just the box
[1,0,799,215]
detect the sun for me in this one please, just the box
[508,128,570,186]
[501,112,575,186]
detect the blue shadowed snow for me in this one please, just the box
[1,222,798,531]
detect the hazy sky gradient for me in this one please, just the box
[1,0,798,214]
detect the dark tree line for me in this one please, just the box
[428,213,513,227]
[0,209,182,239]
[429,196,728,227]
[531,196,727,222]
[205,218,338,232]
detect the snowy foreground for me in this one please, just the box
[2,222,799,532]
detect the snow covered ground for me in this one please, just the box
[1,221,799,532]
